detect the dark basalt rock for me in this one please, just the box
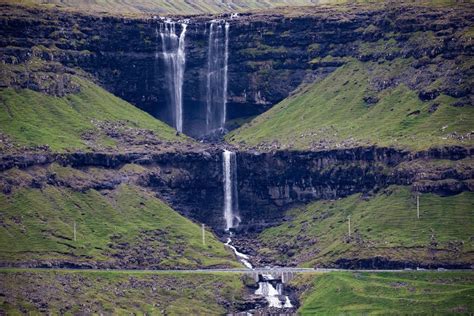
[1,146,472,232]
[0,3,472,137]
[419,89,440,101]
[334,257,473,270]
[363,94,379,105]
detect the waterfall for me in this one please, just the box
[255,274,294,309]
[159,21,187,133]
[223,149,239,230]
[206,21,230,134]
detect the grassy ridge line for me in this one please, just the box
[7,0,463,15]
[0,76,188,152]
[0,268,246,314]
[292,271,474,314]
[2,0,320,15]
[0,180,239,269]
[258,185,474,267]
[3,0,333,15]
[227,60,474,151]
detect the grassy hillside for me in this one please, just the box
[0,269,246,314]
[9,0,317,15]
[10,0,462,15]
[292,271,474,315]
[228,60,474,151]
[7,0,349,15]
[0,76,189,153]
[0,180,239,269]
[258,185,474,267]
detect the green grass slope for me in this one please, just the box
[228,60,474,151]
[0,269,246,314]
[0,77,188,152]
[293,271,474,315]
[258,185,474,267]
[9,0,353,15]
[12,0,462,15]
[0,181,239,269]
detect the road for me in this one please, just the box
[0,267,467,274]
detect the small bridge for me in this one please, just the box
[237,268,316,283]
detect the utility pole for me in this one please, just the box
[73,221,76,242]
[348,215,351,237]
[202,224,205,246]
[417,195,420,219]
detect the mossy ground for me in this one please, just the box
[0,180,239,269]
[0,77,188,152]
[292,271,474,315]
[258,185,474,267]
[0,269,246,315]
[227,60,474,151]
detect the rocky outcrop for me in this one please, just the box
[1,146,472,232]
[1,3,472,137]
[334,257,473,270]
[236,147,473,232]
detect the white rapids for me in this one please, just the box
[225,238,253,269]
[255,274,293,308]
[225,239,293,309]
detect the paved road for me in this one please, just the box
[1,267,468,274]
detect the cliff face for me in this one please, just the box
[236,147,473,231]
[1,4,472,137]
[2,147,472,233]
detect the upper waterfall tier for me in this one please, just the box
[158,21,187,133]
[206,21,230,134]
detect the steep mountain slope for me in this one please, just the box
[0,74,190,153]
[227,60,474,151]
[251,185,474,268]
[0,0,472,275]
[0,176,239,269]
[2,3,471,137]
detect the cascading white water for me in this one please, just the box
[223,149,239,230]
[222,156,293,309]
[225,238,252,269]
[159,20,187,133]
[206,21,230,134]
[256,274,293,309]
[222,148,292,310]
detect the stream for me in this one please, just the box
[226,237,294,310]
